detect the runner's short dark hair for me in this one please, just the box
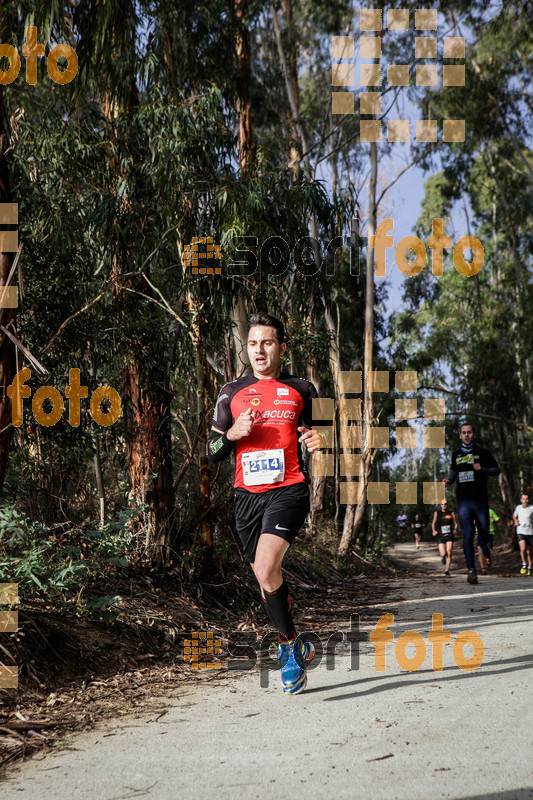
[248,313,285,344]
[460,421,474,432]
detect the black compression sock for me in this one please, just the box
[262,581,296,641]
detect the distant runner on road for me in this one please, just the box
[206,312,323,695]
[477,507,500,574]
[396,512,408,540]
[432,500,457,576]
[443,423,501,585]
[411,513,424,550]
[513,493,533,576]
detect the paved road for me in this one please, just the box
[2,546,533,800]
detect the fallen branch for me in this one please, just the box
[351,549,392,572]
[0,325,48,375]
[42,283,112,353]
[0,719,70,731]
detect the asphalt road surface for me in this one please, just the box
[2,543,533,800]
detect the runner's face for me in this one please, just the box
[522,494,529,506]
[247,326,286,378]
[460,426,474,444]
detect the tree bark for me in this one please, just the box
[495,420,519,546]
[338,140,378,556]
[93,433,106,529]
[282,0,300,176]
[323,305,349,528]
[0,86,16,490]
[187,291,214,578]
[105,0,173,566]
[230,295,250,377]
[231,0,253,379]
[306,312,326,529]
[234,0,256,174]
[124,359,173,563]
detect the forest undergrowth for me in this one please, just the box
[0,509,392,770]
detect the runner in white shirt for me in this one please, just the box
[513,494,533,575]
[396,512,408,541]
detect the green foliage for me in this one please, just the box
[83,594,123,622]
[0,505,136,618]
[2,0,530,576]
[364,536,388,564]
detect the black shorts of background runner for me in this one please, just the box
[475,533,494,550]
[437,533,455,545]
[517,533,533,548]
[234,483,310,562]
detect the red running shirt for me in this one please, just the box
[211,373,317,493]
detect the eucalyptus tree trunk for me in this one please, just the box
[0,86,16,491]
[338,140,378,556]
[234,0,256,174]
[306,308,326,529]
[186,291,214,578]
[123,354,173,563]
[324,305,351,527]
[271,4,329,529]
[231,0,253,381]
[283,0,300,177]
[495,420,519,545]
[231,295,250,378]
[93,433,106,528]
[105,0,173,566]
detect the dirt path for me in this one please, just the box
[1,543,533,800]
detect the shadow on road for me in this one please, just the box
[455,792,533,800]
[308,652,533,700]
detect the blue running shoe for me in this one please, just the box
[284,673,307,694]
[277,637,315,695]
[467,569,478,585]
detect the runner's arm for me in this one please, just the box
[443,451,458,485]
[480,451,501,476]
[207,386,240,462]
[445,468,457,485]
[206,427,234,463]
[298,427,329,451]
[298,380,327,451]
[300,379,319,429]
[480,464,500,475]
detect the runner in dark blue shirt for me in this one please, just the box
[443,423,500,584]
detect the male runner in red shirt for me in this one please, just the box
[206,312,324,694]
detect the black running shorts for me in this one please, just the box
[475,534,494,549]
[437,533,455,544]
[234,482,310,563]
[517,533,533,547]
